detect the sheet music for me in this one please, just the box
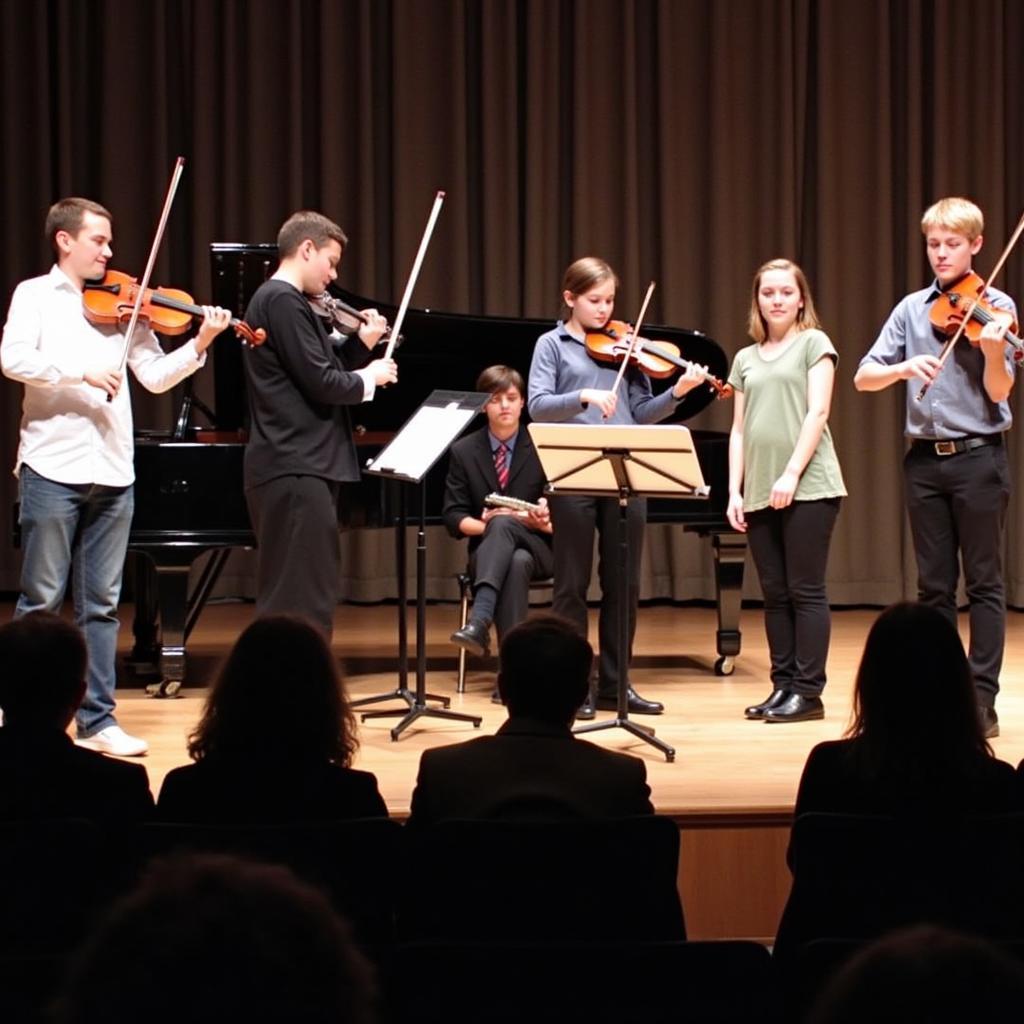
[368,402,477,479]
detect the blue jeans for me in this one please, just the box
[16,464,134,736]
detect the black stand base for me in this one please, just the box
[362,700,482,742]
[574,715,675,762]
[352,688,450,710]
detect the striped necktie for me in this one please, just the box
[494,442,509,492]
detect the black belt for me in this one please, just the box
[911,435,1004,456]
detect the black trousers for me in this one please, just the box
[246,474,341,639]
[548,494,646,693]
[904,442,1010,706]
[470,516,554,641]
[745,498,841,698]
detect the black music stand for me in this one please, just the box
[528,423,709,762]
[357,390,490,740]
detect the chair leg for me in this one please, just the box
[456,576,470,694]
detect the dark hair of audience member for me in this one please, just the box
[848,602,987,781]
[52,852,376,1024]
[0,611,86,729]
[808,924,1024,1024]
[188,615,358,765]
[497,615,592,724]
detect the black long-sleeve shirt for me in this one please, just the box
[243,280,373,489]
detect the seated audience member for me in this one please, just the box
[408,615,654,823]
[157,615,387,822]
[808,925,1024,1024]
[792,602,1018,826]
[52,853,377,1024]
[0,612,153,820]
[444,365,553,669]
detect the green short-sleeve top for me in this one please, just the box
[726,328,847,513]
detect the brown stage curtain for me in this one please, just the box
[2,0,1023,606]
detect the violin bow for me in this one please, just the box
[918,207,1024,400]
[383,190,446,360]
[112,157,186,389]
[610,280,657,396]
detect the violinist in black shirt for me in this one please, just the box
[243,211,396,638]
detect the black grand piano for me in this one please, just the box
[129,243,745,689]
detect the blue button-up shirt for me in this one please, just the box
[528,321,681,425]
[859,280,1017,439]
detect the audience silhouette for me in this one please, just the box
[408,614,654,823]
[157,615,387,822]
[52,852,377,1024]
[791,601,1018,822]
[0,611,153,821]
[808,925,1024,1024]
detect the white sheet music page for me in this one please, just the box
[369,402,477,480]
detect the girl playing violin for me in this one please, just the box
[728,259,846,724]
[528,256,708,717]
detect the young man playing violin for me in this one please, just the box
[528,256,708,718]
[242,210,396,640]
[854,197,1017,737]
[1,197,231,757]
[443,365,553,698]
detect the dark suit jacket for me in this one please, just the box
[0,729,153,821]
[442,424,551,553]
[407,717,654,824]
[156,757,388,823]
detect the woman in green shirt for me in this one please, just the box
[726,259,846,723]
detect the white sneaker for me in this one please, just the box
[75,725,149,757]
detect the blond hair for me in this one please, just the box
[920,197,984,241]
[747,258,822,343]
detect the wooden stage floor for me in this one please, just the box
[9,600,1024,939]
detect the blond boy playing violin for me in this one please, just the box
[854,197,1017,737]
[1,197,232,757]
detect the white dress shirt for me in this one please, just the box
[1,265,207,486]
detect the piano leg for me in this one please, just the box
[131,547,229,697]
[128,553,162,674]
[712,532,746,676]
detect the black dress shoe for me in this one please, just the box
[744,689,790,720]
[980,705,999,739]
[450,620,490,657]
[575,692,596,720]
[595,687,664,715]
[763,693,824,723]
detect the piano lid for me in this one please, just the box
[210,243,729,433]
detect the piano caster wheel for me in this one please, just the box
[714,656,735,677]
[145,679,183,699]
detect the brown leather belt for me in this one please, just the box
[911,435,1003,456]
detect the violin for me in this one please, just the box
[929,272,1024,359]
[83,269,266,346]
[307,291,402,347]
[585,320,733,399]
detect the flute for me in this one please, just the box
[484,493,544,515]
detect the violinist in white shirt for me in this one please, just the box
[1,197,230,757]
